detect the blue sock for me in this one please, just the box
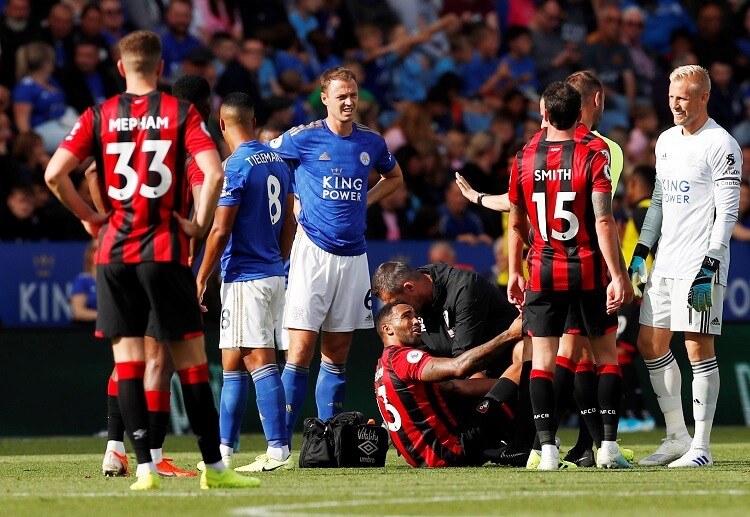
[281,362,309,445]
[316,361,346,421]
[219,370,249,449]
[251,364,287,448]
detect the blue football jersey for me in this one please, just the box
[266,120,396,256]
[218,141,291,282]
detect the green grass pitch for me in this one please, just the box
[1,428,750,516]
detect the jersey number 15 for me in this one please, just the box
[531,191,580,241]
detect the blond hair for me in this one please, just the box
[16,41,55,79]
[669,65,711,94]
[118,30,162,76]
[320,67,357,93]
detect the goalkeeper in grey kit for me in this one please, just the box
[628,65,741,468]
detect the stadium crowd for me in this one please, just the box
[3,0,750,245]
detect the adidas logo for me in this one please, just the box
[660,153,667,160]
[711,317,720,326]
[694,398,703,405]
[319,152,331,160]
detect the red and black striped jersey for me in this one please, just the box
[60,91,216,265]
[508,134,612,291]
[374,346,467,468]
[525,124,610,158]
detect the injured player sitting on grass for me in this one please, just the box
[374,302,523,467]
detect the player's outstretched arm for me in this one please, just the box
[366,163,403,208]
[45,148,108,237]
[195,205,238,312]
[507,202,528,308]
[279,193,297,262]
[419,316,523,382]
[455,172,510,212]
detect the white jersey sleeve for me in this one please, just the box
[706,135,742,261]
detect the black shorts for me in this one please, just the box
[96,262,203,342]
[523,288,617,338]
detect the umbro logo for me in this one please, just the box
[319,152,331,160]
[711,317,720,326]
[694,398,703,405]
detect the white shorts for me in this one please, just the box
[283,232,374,332]
[219,276,285,349]
[274,288,290,351]
[639,276,724,335]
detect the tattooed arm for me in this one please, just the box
[418,316,523,382]
[593,191,634,312]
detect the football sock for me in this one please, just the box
[281,362,309,445]
[106,376,125,443]
[573,361,599,449]
[617,342,638,417]
[533,356,577,450]
[691,357,719,450]
[178,363,222,465]
[251,364,288,449]
[597,364,622,442]
[267,445,290,462]
[529,369,555,446]
[116,361,152,465]
[512,360,535,450]
[219,370,249,451]
[316,360,346,421]
[644,351,690,440]
[145,390,170,459]
[485,377,518,405]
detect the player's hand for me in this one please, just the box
[454,172,480,204]
[507,273,526,309]
[688,256,719,312]
[173,211,202,238]
[507,315,523,341]
[82,211,110,238]
[627,243,649,297]
[196,277,208,313]
[606,275,631,314]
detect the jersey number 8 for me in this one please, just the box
[106,140,173,201]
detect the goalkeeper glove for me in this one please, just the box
[688,256,719,312]
[627,243,650,297]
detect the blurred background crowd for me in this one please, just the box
[2,0,750,259]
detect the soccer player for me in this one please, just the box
[629,65,741,467]
[374,301,523,467]
[265,66,403,442]
[44,30,261,491]
[507,81,633,470]
[196,92,296,472]
[99,74,212,479]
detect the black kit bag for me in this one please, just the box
[299,411,389,468]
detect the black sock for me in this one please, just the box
[145,390,171,453]
[485,377,518,405]
[107,377,125,441]
[532,356,577,450]
[116,362,152,464]
[598,365,623,442]
[573,362,600,449]
[511,361,535,450]
[529,370,555,446]
[178,364,221,465]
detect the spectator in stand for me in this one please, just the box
[0,184,44,241]
[442,0,497,29]
[366,181,411,241]
[481,236,509,292]
[59,39,123,115]
[528,0,579,88]
[61,0,88,23]
[480,25,537,99]
[445,129,468,171]
[216,38,268,117]
[732,99,750,149]
[237,0,290,39]
[582,4,635,134]
[383,101,439,154]
[621,5,656,105]
[173,46,219,88]
[693,2,739,69]
[460,24,501,98]
[10,131,50,187]
[193,0,243,42]
[100,0,133,50]
[732,180,750,242]
[427,240,473,270]
[209,32,240,79]
[439,181,492,245]
[706,60,744,132]
[159,0,205,81]
[73,4,112,63]
[306,29,342,78]
[13,42,78,154]
[70,239,98,326]
[40,2,75,71]
[630,0,695,57]
[457,131,503,238]
[385,0,449,60]
[289,0,323,47]
[277,69,310,126]
[626,104,659,166]
[0,0,41,88]
[121,0,165,31]
[271,23,318,93]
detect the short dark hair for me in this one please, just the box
[565,70,603,101]
[172,74,211,120]
[374,301,408,339]
[541,81,581,130]
[371,261,421,299]
[221,91,255,123]
[631,164,656,191]
[320,66,357,93]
